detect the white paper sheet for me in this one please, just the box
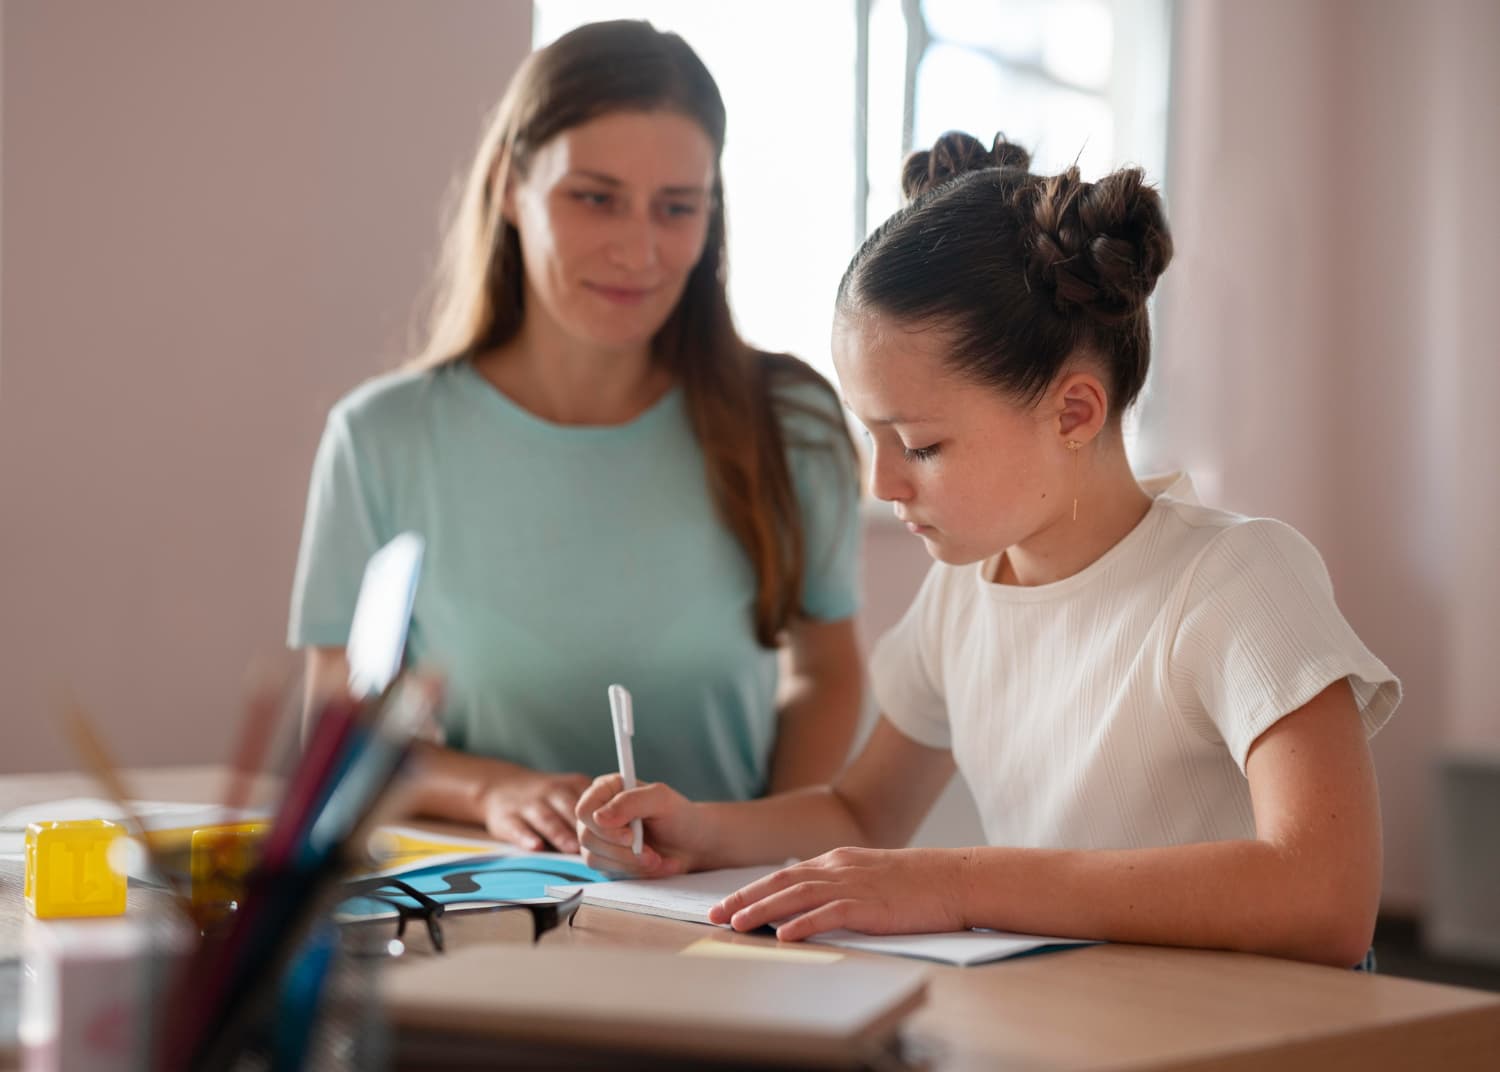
[547,865,1095,966]
[547,865,775,924]
[0,798,268,856]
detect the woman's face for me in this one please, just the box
[504,109,716,352]
[832,310,1072,566]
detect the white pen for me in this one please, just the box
[607,684,644,855]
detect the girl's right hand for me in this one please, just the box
[575,773,709,877]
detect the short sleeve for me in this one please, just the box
[779,381,862,622]
[286,405,386,648]
[870,563,954,749]
[1167,519,1401,771]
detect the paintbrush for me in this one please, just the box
[61,698,195,915]
[222,661,293,816]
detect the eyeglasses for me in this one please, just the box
[337,876,583,958]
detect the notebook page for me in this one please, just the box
[810,928,1092,966]
[545,865,779,923]
[549,867,1095,964]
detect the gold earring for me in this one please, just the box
[1065,440,1082,521]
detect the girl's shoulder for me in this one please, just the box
[1149,479,1336,601]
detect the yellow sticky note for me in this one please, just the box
[367,829,491,866]
[679,936,844,964]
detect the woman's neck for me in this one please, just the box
[993,438,1154,588]
[473,307,674,427]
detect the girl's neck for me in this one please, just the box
[474,303,674,427]
[992,438,1153,588]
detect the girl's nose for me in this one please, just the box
[868,445,912,503]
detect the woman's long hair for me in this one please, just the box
[411,21,855,646]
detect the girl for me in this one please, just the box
[575,132,1400,968]
[288,22,863,854]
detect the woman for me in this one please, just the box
[288,21,863,853]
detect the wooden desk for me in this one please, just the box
[5,768,1498,1070]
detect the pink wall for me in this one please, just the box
[1153,0,1500,909]
[0,1,532,770]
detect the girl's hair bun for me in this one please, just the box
[1022,165,1173,325]
[901,131,1031,201]
[839,131,1174,414]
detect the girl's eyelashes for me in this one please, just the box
[859,426,940,462]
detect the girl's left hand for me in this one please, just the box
[706,846,971,942]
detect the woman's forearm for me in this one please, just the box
[766,670,863,793]
[957,839,1378,968]
[765,617,865,793]
[401,741,530,825]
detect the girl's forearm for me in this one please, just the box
[694,786,872,870]
[956,840,1378,968]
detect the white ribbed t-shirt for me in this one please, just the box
[871,474,1401,852]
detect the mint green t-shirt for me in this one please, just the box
[287,360,860,802]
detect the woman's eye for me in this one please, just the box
[656,201,700,220]
[902,443,941,462]
[572,191,613,208]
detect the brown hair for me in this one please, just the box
[412,20,854,646]
[839,131,1173,414]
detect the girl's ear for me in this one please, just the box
[1053,369,1110,445]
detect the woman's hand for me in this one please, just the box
[477,770,592,853]
[575,774,712,877]
[708,846,971,941]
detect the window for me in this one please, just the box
[534,1,1171,390]
[534,1,857,378]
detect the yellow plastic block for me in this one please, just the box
[23,819,128,918]
[190,822,268,913]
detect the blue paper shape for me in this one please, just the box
[337,856,607,918]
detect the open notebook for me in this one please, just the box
[547,865,1094,967]
[383,944,928,1069]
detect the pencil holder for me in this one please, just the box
[156,906,386,1071]
[23,819,128,919]
[276,920,388,1070]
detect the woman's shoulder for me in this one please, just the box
[327,362,464,437]
[757,352,847,444]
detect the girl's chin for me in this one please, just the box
[920,534,998,568]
